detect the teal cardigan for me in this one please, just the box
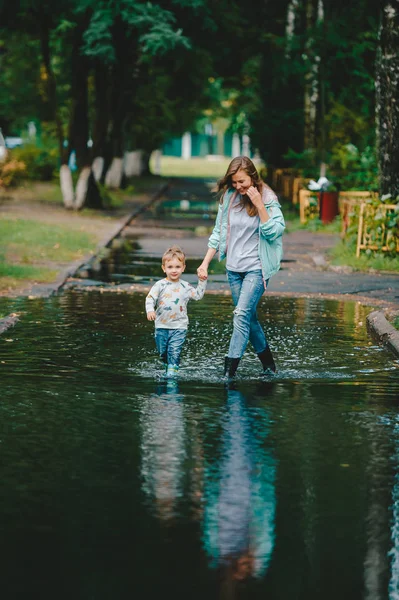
[208,188,285,280]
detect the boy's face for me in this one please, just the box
[162,257,185,282]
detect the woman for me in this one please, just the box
[197,156,285,378]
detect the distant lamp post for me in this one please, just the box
[242,134,250,157]
[27,121,37,141]
[0,128,7,162]
[205,122,213,155]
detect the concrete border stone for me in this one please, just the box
[366,310,399,358]
[0,313,20,336]
[24,182,169,299]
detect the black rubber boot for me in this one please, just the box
[224,356,240,379]
[257,346,276,373]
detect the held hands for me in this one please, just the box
[197,264,208,280]
[246,185,263,207]
[147,311,156,321]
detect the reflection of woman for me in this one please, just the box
[197,156,285,378]
[202,386,276,590]
[140,381,186,522]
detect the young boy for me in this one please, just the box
[145,245,207,378]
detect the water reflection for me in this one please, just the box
[389,417,399,600]
[3,292,399,597]
[203,383,276,593]
[140,380,186,522]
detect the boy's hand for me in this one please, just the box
[147,311,156,321]
[197,264,208,280]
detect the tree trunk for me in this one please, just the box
[104,102,126,188]
[140,151,152,176]
[285,0,300,56]
[60,25,104,209]
[376,0,399,198]
[105,157,124,188]
[254,1,303,165]
[66,27,103,209]
[38,16,66,164]
[124,150,144,177]
[91,64,111,182]
[60,165,75,209]
[104,21,138,189]
[74,167,92,210]
[68,32,90,172]
[303,0,323,151]
[92,157,105,182]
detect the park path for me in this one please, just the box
[2,177,399,312]
[107,177,399,312]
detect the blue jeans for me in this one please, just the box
[155,328,187,366]
[226,269,268,359]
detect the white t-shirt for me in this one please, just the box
[226,195,262,272]
[145,278,207,329]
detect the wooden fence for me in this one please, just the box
[356,201,399,257]
[299,189,376,225]
[339,191,378,236]
[269,168,308,204]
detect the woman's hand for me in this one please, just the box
[147,311,156,321]
[197,264,208,280]
[246,186,263,208]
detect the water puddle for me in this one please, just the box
[1,291,399,598]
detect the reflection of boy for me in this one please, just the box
[140,385,185,522]
[145,245,207,378]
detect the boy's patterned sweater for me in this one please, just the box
[145,278,207,329]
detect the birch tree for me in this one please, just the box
[303,0,323,153]
[376,0,399,198]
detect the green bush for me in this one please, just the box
[283,141,378,191]
[329,144,378,190]
[283,148,318,178]
[11,144,58,180]
[0,157,26,187]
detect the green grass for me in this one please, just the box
[0,263,57,279]
[285,216,342,234]
[0,219,96,263]
[151,156,249,179]
[329,240,399,272]
[36,182,64,204]
[0,263,57,291]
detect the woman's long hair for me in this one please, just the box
[215,156,264,217]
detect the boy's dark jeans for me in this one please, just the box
[155,328,187,366]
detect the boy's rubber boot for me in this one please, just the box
[166,364,179,378]
[223,356,240,379]
[257,346,277,373]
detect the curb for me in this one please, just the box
[102,182,170,251]
[0,313,20,336]
[22,182,170,299]
[366,310,399,358]
[55,181,169,295]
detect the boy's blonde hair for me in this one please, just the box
[162,245,186,265]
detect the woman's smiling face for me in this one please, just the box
[231,169,252,195]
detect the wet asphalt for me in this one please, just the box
[122,177,399,310]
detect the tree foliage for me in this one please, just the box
[0,0,390,198]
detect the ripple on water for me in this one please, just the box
[2,291,399,599]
